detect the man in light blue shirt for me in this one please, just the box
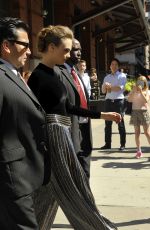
[101,58,126,151]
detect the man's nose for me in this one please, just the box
[66,53,70,59]
[27,48,31,55]
[78,50,81,55]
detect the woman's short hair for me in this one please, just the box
[37,25,74,52]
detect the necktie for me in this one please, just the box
[71,68,87,109]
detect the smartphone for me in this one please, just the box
[137,80,144,89]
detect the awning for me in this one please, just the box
[72,0,150,53]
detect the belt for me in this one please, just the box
[46,114,71,126]
[106,99,123,103]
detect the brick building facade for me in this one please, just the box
[0,0,149,84]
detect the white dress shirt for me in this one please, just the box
[80,72,91,97]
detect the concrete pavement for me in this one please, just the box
[52,114,150,230]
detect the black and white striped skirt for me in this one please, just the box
[34,114,117,230]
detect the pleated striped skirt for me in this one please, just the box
[33,114,117,230]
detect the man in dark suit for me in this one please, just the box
[56,39,92,179]
[0,17,50,229]
[55,65,81,154]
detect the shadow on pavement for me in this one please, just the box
[92,146,149,154]
[52,218,150,229]
[112,132,135,135]
[93,147,136,152]
[52,224,72,228]
[102,161,150,170]
[92,156,136,160]
[116,218,150,227]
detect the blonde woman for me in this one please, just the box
[28,25,119,230]
[128,75,150,158]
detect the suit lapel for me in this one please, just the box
[0,64,41,106]
[59,65,78,93]
[59,65,89,102]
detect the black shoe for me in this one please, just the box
[100,144,111,150]
[119,146,125,151]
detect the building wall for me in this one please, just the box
[53,0,115,76]
[0,0,117,77]
[116,52,136,75]
[0,0,43,71]
[54,0,72,25]
[18,0,43,57]
[18,0,43,71]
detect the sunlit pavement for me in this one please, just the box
[52,115,150,230]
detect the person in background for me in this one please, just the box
[90,67,98,82]
[0,17,50,230]
[64,39,93,179]
[101,58,127,151]
[77,59,91,98]
[120,68,128,78]
[28,25,119,230]
[89,67,100,100]
[58,39,122,179]
[127,75,150,158]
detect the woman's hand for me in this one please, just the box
[101,112,122,123]
[136,85,142,92]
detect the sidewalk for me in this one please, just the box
[52,115,150,230]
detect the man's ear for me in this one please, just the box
[2,40,11,54]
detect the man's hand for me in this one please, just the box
[102,82,111,94]
[105,82,111,93]
[101,112,122,123]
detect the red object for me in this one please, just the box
[71,68,87,109]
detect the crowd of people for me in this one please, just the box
[0,16,149,230]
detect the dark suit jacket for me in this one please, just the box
[54,65,81,153]
[0,63,50,199]
[54,65,93,153]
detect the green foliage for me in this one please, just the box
[125,78,136,92]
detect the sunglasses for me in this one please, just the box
[8,40,30,49]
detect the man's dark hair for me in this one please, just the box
[79,59,86,64]
[0,17,29,45]
[111,58,120,66]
